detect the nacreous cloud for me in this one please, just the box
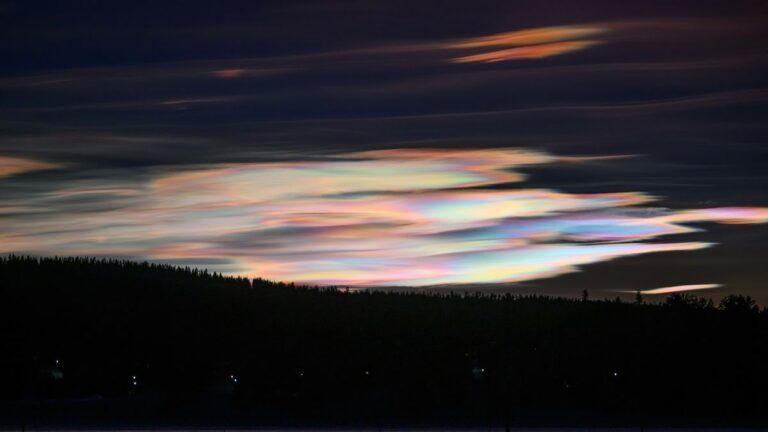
[2,148,767,286]
[618,284,723,295]
[0,156,60,179]
[448,25,606,63]
[448,25,606,50]
[451,40,600,64]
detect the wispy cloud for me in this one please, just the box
[449,25,606,63]
[618,284,723,295]
[451,40,600,63]
[0,24,612,95]
[0,156,60,179]
[449,26,606,49]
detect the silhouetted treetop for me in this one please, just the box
[0,255,766,427]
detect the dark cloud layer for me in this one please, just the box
[1,1,767,302]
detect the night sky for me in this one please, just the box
[2,0,768,302]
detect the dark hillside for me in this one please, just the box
[0,256,766,428]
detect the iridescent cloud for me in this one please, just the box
[1,148,767,287]
[618,284,723,295]
[0,156,60,179]
[451,40,600,63]
[448,25,606,49]
[449,25,606,63]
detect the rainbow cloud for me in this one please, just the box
[452,40,600,64]
[618,284,723,295]
[448,25,605,50]
[448,25,607,63]
[1,148,767,287]
[0,156,60,179]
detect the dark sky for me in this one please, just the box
[1,0,767,302]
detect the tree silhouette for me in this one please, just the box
[0,255,765,427]
[719,294,758,314]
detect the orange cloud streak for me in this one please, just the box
[619,284,723,295]
[449,25,606,49]
[0,156,60,179]
[452,40,600,63]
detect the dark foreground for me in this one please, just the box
[0,429,765,432]
[1,256,766,429]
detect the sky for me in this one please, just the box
[1,0,767,302]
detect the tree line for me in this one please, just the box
[0,255,766,428]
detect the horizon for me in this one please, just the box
[2,254,765,427]
[0,253,762,306]
[2,1,768,303]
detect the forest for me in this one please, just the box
[1,255,766,428]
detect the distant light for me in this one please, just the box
[230,374,234,379]
[132,381,137,386]
[132,375,136,380]
[55,359,59,364]
[613,371,619,377]
[481,368,486,373]
[365,370,370,375]
[299,372,304,377]
[233,378,238,383]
